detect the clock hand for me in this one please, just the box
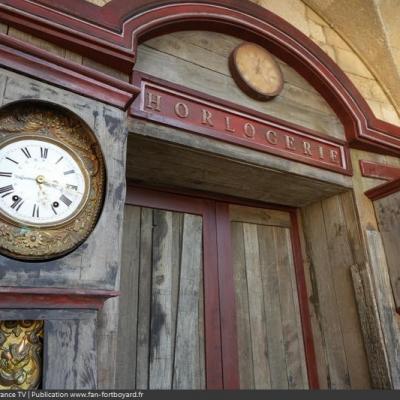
[41,179,83,196]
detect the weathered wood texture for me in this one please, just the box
[43,316,97,389]
[231,205,308,389]
[115,205,205,389]
[350,263,392,388]
[374,191,400,309]
[126,133,351,208]
[0,68,127,291]
[300,192,371,389]
[365,230,400,389]
[136,31,344,140]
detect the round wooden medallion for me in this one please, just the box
[230,42,284,100]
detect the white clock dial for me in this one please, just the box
[0,138,88,226]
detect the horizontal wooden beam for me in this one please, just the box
[0,287,119,309]
[365,178,400,201]
[0,33,140,110]
[360,160,400,181]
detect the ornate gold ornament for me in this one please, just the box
[0,320,44,390]
[0,102,105,260]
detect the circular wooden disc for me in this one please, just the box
[230,42,284,100]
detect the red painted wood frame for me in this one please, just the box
[125,185,319,389]
[360,160,400,182]
[1,1,400,157]
[0,288,119,310]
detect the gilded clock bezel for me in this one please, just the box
[0,135,91,229]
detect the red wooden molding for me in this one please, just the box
[1,1,400,157]
[359,160,400,181]
[0,33,140,110]
[290,212,319,388]
[365,178,400,201]
[0,287,119,310]
[131,72,352,175]
[215,203,240,389]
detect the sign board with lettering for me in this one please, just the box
[130,73,351,175]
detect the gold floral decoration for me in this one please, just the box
[0,321,44,390]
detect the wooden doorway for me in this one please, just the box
[115,186,317,389]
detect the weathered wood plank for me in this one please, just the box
[301,202,351,388]
[321,196,371,388]
[149,210,174,389]
[115,206,141,389]
[366,230,400,389]
[97,297,119,389]
[231,222,255,389]
[230,204,291,228]
[243,223,271,389]
[274,227,307,389]
[296,211,330,389]
[374,192,400,308]
[350,263,392,389]
[257,225,287,388]
[173,214,204,389]
[43,318,97,389]
[135,207,154,389]
[285,228,309,388]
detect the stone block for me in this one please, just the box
[308,19,326,43]
[335,47,373,78]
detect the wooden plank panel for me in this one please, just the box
[301,202,351,388]
[275,227,308,389]
[366,230,400,389]
[115,206,141,389]
[173,214,204,389]
[231,222,254,388]
[321,196,371,388]
[257,225,287,388]
[230,204,291,227]
[43,318,97,389]
[136,44,344,139]
[135,207,153,389]
[149,210,174,389]
[243,223,271,389]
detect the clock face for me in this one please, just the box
[0,138,88,226]
[230,42,284,100]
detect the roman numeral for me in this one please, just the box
[21,148,31,158]
[66,184,78,191]
[55,156,63,164]
[40,147,48,159]
[0,185,13,197]
[64,170,75,175]
[32,204,39,218]
[0,172,12,177]
[60,194,72,207]
[5,157,18,165]
[11,197,23,211]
